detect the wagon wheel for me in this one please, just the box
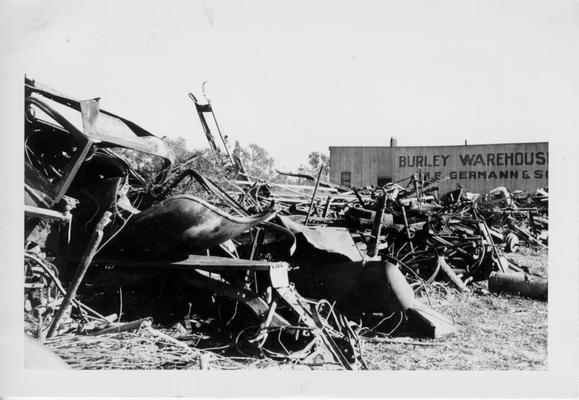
[390,241,441,290]
[438,236,486,278]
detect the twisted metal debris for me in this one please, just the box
[23,78,548,370]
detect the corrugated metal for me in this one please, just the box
[329,142,548,193]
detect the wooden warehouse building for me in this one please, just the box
[329,141,548,194]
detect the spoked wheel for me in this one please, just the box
[437,236,486,281]
[390,241,441,290]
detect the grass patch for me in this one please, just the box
[362,249,548,370]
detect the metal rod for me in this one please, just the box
[474,208,507,272]
[413,173,420,211]
[202,82,235,165]
[249,227,265,292]
[401,205,411,239]
[322,196,333,218]
[24,205,69,221]
[89,317,152,336]
[304,167,324,226]
[367,193,387,257]
[47,211,112,338]
[401,206,414,252]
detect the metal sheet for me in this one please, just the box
[79,99,174,163]
[26,78,174,163]
[107,194,276,258]
[94,255,288,272]
[278,215,363,262]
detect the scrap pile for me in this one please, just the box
[23,78,548,370]
[218,172,549,300]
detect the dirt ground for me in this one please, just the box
[362,247,548,370]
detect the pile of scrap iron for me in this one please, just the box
[24,78,459,370]
[190,90,547,302]
[23,78,546,370]
[190,88,549,300]
[228,172,549,301]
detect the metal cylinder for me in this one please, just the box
[488,271,547,301]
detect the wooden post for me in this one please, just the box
[47,211,112,338]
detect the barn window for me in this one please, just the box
[341,171,351,187]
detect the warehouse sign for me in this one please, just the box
[398,151,547,168]
[395,147,549,189]
[328,143,548,193]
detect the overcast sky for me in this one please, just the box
[3,0,579,169]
